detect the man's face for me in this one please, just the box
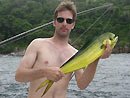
[53,10,75,38]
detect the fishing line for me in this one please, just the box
[0,21,53,47]
[72,7,112,45]
[100,11,113,34]
[0,3,113,81]
[70,7,113,80]
[0,4,113,47]
[77,4,113,16]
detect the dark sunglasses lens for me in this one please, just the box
[57,17,74,24]
[66,19,73,24]
[57,18,64,23]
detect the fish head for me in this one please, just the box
[100,32,118,49]
[109,33,118,49]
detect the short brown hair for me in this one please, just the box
[54,1,77,21]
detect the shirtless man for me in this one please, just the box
[15,1,111,98]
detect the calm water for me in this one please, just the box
[0,54,130,98]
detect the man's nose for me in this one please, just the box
[62,19,67,25]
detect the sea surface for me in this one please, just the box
[0,54,130,98]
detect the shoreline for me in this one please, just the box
[0,47,130,56]
[112,47,130,54]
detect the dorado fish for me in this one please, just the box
[36,32,118,96]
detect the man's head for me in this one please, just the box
[53,1,77,38]
[54,1,77,21]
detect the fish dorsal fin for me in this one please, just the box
[60,36,98,68]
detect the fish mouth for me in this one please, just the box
[110,34,118,43]
[113,35,118,42]
[113,33,118,39]
[111,35,118,48]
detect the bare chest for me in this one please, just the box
[34,46,74,68]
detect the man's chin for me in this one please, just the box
[58,32,69,38]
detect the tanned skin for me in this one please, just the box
[15,10,111,98]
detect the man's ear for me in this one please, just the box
[53,19,56,27]
[71,21,75,29]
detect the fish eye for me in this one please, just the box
[109,37,113,40]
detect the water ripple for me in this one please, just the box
[0,54,130,98]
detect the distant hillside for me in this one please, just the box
[0,0,130,54]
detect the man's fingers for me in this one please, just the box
[46,67,65,82]
[54,71,65,82]
[101,41,112,58]
[105,41,112,57]
[106,40,112,52]
[57,70,65,79]
[60,70,65,77]
[106,40,110,49]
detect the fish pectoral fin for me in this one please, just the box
[100,44,106,49]
[35,79,50,92]
[41,80,54,97]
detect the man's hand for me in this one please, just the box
[100,40,112,59]
[45,67,65,82]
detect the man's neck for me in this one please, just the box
[51,34,69,46]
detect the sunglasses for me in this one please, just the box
[56,17,74,24]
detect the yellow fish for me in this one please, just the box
[36,32,118,96]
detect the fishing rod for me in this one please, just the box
[0,3,113,47]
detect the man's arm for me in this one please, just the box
[75,41,111,89]
[75,58,99,90]
[15,39,45,82]
[15,39,65,83]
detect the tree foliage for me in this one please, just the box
[0,0,130,54]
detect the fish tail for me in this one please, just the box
[41,80,54,97]
[35,79,50,92]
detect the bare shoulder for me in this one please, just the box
[28,38,51,47]
[30,38,48,45]
[25,38,51,54]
